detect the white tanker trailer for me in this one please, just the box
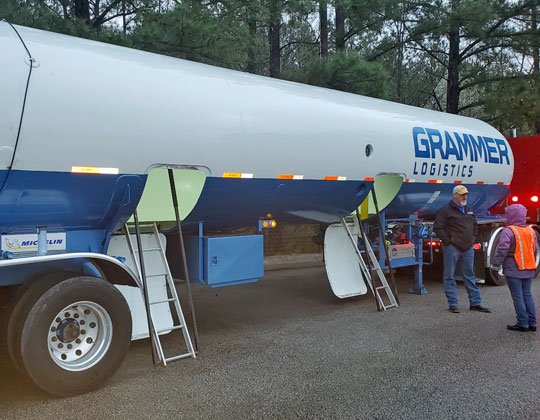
[0,22,515,396]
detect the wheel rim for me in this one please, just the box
[47,301,113,371]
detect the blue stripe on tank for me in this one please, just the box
[0,169,509,246]
[185,177,372,227]
[0,170,372,235]
[384,182,509,219]
[0,170,146,234]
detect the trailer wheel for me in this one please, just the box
[9,276,131,396]
[7,272,78,374]
[485,226,540,285]
[485,229,506,286]
[532,226,540,279]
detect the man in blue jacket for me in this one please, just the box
[433,185,490,313]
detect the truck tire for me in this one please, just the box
[485,226,540,285]
[532,226,540,279]
[8,275,132,396]
[485,230,506,286]
[7,271,78,374]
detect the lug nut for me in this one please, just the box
[84,309,90,315]
[86,337,93,344]
[76,350,82,356]
[89,322,96,328]
[64,312,70,318]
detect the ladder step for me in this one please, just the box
[155,324,184,335]
[375,286,390,291]
[150,297,176,305]
[133,248,161,253]
[125,221,196,362]
[164,353,194,363]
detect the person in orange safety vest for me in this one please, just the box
[492,204,538,332]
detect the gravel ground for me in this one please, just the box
[1,266,539,419]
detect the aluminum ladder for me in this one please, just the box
[124,221,196,365]
[340,216,399,311]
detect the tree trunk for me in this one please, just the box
[395,22,405,102]
[246,9,258,74]
[122,1,127,35]
[335,4,345,51]
[532,5,539,74]
[446,0,460,114]
[268,0,281,78]
[73,0,91,24]
[532,5,540,133]
[319,1,328,57]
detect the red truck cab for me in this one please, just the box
[506,134,540,223]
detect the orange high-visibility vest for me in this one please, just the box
[509,226,537,270]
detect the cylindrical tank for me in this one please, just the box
[0,23,513,236]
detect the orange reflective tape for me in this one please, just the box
[363,177,375,182]
[71,166,119,175]
[277,174,303,180]
[454,180,462,184]
[428,179,442,184]
[476,181,485,184]
[223,172,253,178]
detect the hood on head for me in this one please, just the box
[505,204,528,226]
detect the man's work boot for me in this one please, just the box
[470,305,491,313]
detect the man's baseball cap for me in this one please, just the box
[453,185,469,195]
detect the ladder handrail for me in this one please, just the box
[340,216,398,311]
[167,168,200,352]
[132,211,162,364]
[152,223,196,361]
[369,189,400,305]
[123,221,196,365]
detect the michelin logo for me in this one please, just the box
[2,233,66,253]
[412,126,511,178]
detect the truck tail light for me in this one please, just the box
[531,196,539,203]
[511,196,519,202]
[473,243,481,250]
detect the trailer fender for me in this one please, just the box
[0,253,141,288]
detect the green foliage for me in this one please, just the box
[1,0,538,132]
[131,2,252,70]
[284,51,390,98]
[484,76,540,136]
[0,0,129,45]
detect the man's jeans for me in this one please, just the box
[443,244,482,307]
[506,276,537,328]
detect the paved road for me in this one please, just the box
[1,267,539,419]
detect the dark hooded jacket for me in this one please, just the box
[492,204,538,279]
[433,200,478,252]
